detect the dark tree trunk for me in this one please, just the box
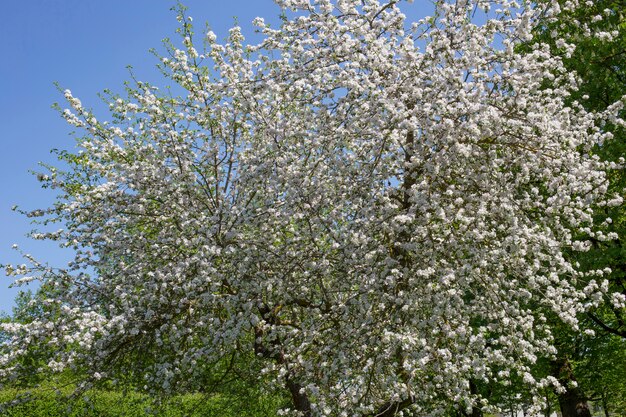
[453,380,484,417]
[286,378,312,417]
[458,380,483,417]
[254,305,312,417]
[551,358,591,417]
[557,387,591,417]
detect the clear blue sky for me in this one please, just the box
[0,1,433,315]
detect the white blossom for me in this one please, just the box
[2,1,624,416]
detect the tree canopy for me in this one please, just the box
[2,1,626,416]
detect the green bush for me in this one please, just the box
[0,387,284,417]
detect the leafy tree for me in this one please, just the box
[525,2,626,416]
[2,1,626,416]
[537,0,626,344]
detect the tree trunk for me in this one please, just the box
[286,378,312,417]
[551,358,591,417]
[454,380,484,417]
[466,380,484,417]
[255,305,312,417]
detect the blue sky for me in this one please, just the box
[0,0,433,315]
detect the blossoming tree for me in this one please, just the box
[2,0,625,416]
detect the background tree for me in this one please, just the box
[527,2,626,416]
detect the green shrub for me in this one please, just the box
[0,386,284,417]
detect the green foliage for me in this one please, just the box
[546,0,626,343]
[573,324,626,415]
[522,1,626,416]
[0,386,283,417]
